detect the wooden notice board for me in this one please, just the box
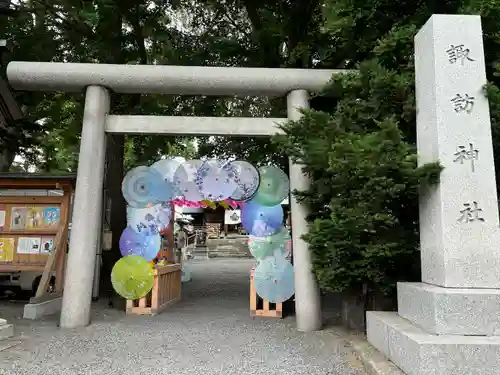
[0,174,75,292]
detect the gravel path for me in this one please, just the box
[0,259,365,375]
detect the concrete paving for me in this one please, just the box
[0,259,366,375]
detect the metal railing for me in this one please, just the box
[184,231,209,259]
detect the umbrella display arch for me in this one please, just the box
[6,62,349,332]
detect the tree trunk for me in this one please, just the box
[0,149,15,171]
[340,285,396,333]
[95,2,126,304]
[98,1,149,303]
[101,134,126,299]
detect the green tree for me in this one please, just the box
[2,0,223,297]
[0,2,64,171]
[195,0,326,166]
[4,0,290,297]
[276,63,442,298]
[276,0,500,308]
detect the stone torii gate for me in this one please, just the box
[6,62,345,331]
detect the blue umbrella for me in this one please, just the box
[122,166,174,208]
[119,227,161,261]
[241,200,283,237]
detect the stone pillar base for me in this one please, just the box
[23,296,62,320]
[397,282,500,335]
[0,319,14,340]
[367,311,500,375]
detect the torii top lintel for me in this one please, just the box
[6,62,351,96]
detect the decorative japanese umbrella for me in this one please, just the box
[126,202,172,236]
[119,227,161,261]
[241,200,283,237]
[173,159,204,202]
[253,165,290,207]
[248,227,289,260]
[228,160,260,202]
[195,159,237,201]
[151,157,186,197]
[253,255,294,303]
[111,255,155,300]
[122,166,174,208]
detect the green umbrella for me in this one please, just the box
[111,255,155,300]
[248,227,290,260]
[253,165,290,206]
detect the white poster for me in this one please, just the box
[224,209,241,225]
[0,210,5,229]
[17,237,41,254]
[40,236,54,254]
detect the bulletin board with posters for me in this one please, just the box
[0,174,74,292]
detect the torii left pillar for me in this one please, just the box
[60,86,109,328]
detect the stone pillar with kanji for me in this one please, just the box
[366,14,500,375]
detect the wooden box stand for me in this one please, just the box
[250,268,283,318]
[126,263,182,315]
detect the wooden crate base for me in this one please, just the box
[250,269,283,318]
[126,264,181,315]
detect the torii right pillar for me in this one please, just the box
[287,89,322,332]
[366,15,500,375]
